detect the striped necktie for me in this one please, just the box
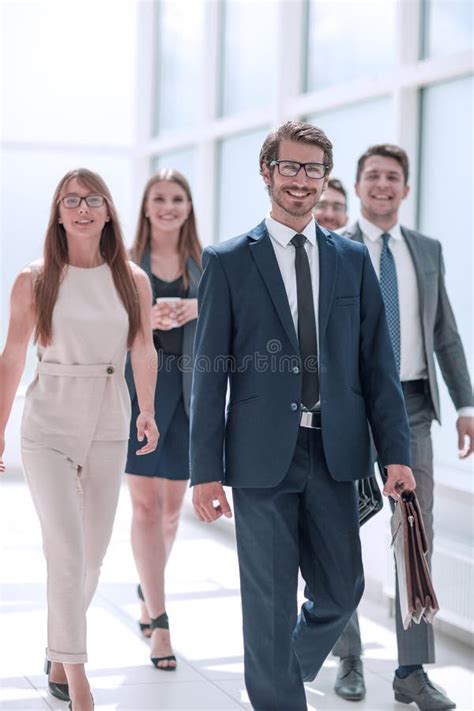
[380,232,401,372]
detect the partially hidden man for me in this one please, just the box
[189,121,416,711]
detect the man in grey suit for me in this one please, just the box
[332,144,473,711]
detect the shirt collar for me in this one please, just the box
[265,213,318,248]
[358,214,402,242]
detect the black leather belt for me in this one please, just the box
[401,379,427,397]
[300,411,321,429]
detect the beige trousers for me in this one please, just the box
[21,438,128,663]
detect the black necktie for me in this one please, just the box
[291,234,320,410]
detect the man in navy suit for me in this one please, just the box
[190,121,415,711]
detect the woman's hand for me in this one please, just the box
[135,412,159,455]
[151,303,176,331]
[174,298,198,326]
[0,435,5,473]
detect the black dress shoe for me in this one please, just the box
[393,670,456,710]
[334,656,366,701]
[44,658,70,702]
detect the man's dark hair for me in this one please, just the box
[327,178,348,207]
[356,144,409,184]
[259,120,334,176]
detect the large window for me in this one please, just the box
[1,0,136,388]
[154,0,205,133]
[418,75,473,468]
[217,128,270,241]
[305,0,396,91]
[2,0,135,147]
[419,75,473,347]
[219,0,278,116]
[422,0,473,59]
[308,97,394,222]
[152,148,196,194]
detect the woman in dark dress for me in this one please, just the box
[125,170,202,669]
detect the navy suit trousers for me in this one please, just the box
[233,428,365,711]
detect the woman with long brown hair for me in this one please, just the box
[125,169,202,670]
[0,169,159,711]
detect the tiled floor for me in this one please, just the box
[1,473,472,710]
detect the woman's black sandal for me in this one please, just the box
[150,612,177,671]
[137,584,152,637]
[44,658,70,702]
[68,693,94,710]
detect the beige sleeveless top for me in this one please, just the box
[21,263,131,465]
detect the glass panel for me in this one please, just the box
[419,75,473,361]
[308,97,394,223]
[154,0,205,134]
[152,148,196,195]
[305,0,396,91]
[2,0,135,146]
[423,0,473,58]
[219,0,278,116]
[419,77,473,471]
[217,128,270,241]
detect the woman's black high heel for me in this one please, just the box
[137,584,152,637]
[44,658,70,701]
[68,693,94,710]
[150,612,177,671]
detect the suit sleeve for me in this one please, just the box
[358,247,412,467]
[189,248,232,485]
[433,244,473,409]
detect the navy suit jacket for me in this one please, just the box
[190,221,411,488]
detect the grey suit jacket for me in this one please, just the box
[126,249,201,417]
[345,222,473,422]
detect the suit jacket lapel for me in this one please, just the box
[349,222,426,315]
[344,221,364,244]
[401,226,426,318]
[249,222,299,353]
[317,226,338,342]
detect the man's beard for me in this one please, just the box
[269,184,318,217]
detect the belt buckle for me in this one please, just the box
[300,411,321,429]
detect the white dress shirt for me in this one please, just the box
[265,214,320,352]
[358,215,428,383]
[359,216,473,417]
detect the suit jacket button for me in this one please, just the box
[292,366,300,375]
[290,402,298,411]
[106,366,114,374]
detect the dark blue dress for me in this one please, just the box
[126,275,190,480]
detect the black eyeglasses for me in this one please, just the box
[61,194,105,209]
[269,160,329,180]
[315,200,347,214]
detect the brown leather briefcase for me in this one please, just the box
[390,490,439,630]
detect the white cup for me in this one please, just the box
[156,297,182,329]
